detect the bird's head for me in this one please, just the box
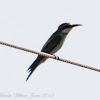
[58,23,81,34]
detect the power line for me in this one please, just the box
[0,41,100,72]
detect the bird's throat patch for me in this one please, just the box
[62,28,72,34]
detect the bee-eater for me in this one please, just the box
[26,23,81,81]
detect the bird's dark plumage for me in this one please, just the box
[26,34,62,81]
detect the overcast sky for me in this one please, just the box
[0,0,100,100]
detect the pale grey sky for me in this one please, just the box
[0,0,100,100]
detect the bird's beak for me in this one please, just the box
[71,24,82,27]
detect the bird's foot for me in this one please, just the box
[53,54,59,60]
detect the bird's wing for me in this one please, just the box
[41,35,62,54]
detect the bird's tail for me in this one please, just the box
[26,59,40,81]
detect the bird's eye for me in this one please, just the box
[62,25,71,30]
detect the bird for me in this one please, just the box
[26,23,81,81]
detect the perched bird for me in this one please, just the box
[26,23,81,81]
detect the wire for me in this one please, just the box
[0,41,100,72]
